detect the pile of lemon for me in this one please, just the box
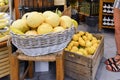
[65,31,100,57]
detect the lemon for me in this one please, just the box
[78,38,85,46]
[97,40,101,44]
[72,19,78,29]
[83,50,88,56]
[10,27,24,35]
[76,51,84,55]
[71,46,79,53]
[37,23,53,34]
[82,35,88,41]
[64,48,69,51]
[86,47,95,55]
[73,41,79,47]
[85,40,92,47]
[53,26,65,32]
[72,34,79,41]
[79,31,85,36]
[25,30,38,35]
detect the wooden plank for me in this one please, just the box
[0,61,9,67]
[0,68,9,74]
[103,0,114,2]
[65,70,90,80]
[65,60,91,78]
[28,61,33,78]
[92,46,104,80]
[0,57,9,63]
[14,0,20,19]
[56,51,64,80]
[0,64,9,71]
[0,71,9,78]
[9,54,19,80]
[0,54,9,59]
[0,41,7,48]
[64,51,91,67]
[92,35,104,66]
[0,50,9,56]
[0,47,8,52]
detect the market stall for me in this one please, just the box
[0,0,105,80]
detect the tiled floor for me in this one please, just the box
[1,23,120,80]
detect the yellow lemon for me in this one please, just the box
[72,19,78,29]
[79,31,85,36]
[72,34,79,41]
[79,39,85,46]
[72,41,79,47]
[71,46,79,53]
[76,51,84,55]
[82,35,88,41]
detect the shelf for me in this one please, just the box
[103,0,114,3]
[102,13,113,16]
[98,0,114,31]
[102,26,114,29]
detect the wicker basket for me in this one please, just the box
[10,26,75,56]
[0,5,9,12]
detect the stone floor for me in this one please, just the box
[1,23,120,80]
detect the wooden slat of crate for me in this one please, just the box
[92,46,104,80]
[64,34,104,80]
[0,64,9,70]
[0,41,7,48]
[91,34,104,66]
[0,71,9,78]
[0,68,9,74]
[66,71,90,80]
[0,57,9,63]
[0,54,9,59]
[0,61,9,67]
[65,51,91,67]
[0,40,9,78]
[0,50,9,56]
[0,46,8,52]
[65,60,91,77]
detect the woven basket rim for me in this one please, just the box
[10,26,74,37]
[10,26,75,49]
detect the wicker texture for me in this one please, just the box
[11,26,75,56]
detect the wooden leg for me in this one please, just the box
[28,61,34,78]
[9,54,19,80]
[56,51,64,80]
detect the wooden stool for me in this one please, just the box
[8,43,64,80]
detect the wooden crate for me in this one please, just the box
[0,41,10,78]
[64,34,104,80]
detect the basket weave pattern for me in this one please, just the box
[10,27,75,56]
